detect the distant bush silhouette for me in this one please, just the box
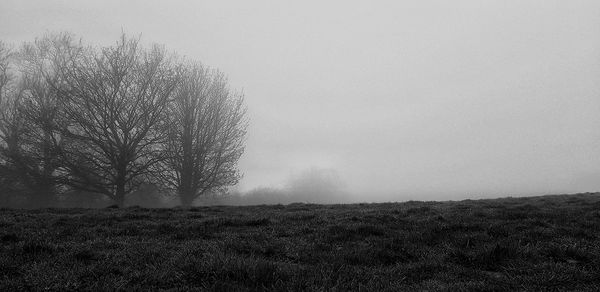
[191,168,348,206]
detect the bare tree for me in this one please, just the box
[0,41,22,205]
[1,34,246,208]
[0,35,78,207]
[0,41,15,148]
[14,35,75,206]
[159,64,247,207]
[0,41,12,100]
[0,95,24,206]
[51,35,180,207]
[0,42,17,146]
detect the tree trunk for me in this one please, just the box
[179,190,195,208]
[114,161,128,208]
[178,162,195,207]
[115,182,126,208]
[31,182,56,208]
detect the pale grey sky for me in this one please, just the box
[2,0,600,200]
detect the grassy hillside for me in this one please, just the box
[1,193,600,291]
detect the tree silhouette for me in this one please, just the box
[158,64,247,207]
[0,34,248,208]
[51,35,180,207]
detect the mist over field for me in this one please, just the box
[3,2,600,291]
[1,0,600,205]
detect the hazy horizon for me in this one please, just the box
[2,0,599,201]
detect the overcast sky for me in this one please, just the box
[2,0,600,201]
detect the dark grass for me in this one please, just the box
[1,193,600,291]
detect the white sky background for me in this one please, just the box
[1,0,600,201]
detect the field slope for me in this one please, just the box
[1,193,600,291]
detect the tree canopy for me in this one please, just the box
[0,33,247,208]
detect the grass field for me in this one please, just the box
[1,193,600,291]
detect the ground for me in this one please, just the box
[1,193,600,291]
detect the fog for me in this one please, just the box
[2,0,600,202]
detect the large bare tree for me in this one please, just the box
[52,35,180,207]
[0,41,17,154]
[0,34,82,207]
[160,64,247,207]
[0,41,15,147]
[0,41,22,204]
[1,34,248,208]
[0,41,12,100]
[11,35,77,206]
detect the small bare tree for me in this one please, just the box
[52,35,180,207]
[159,64,247,207]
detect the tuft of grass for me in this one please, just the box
[1,233,19,243]
[73,248,99,262]
[20,240,56,255]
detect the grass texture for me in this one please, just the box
[1,193,600,291]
